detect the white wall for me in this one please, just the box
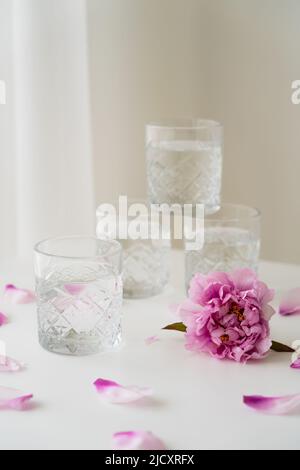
[13,0,95,255]
[201,0,300,263]
[1,0,300,263]
[0,0,95,259]
[0,0,16,255]
[87,0,300,264]
[87,0,206,200]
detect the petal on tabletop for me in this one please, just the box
[4,284,35,304]
[93,378,152,404]
[279,288,300,316]
[0,386,33,410]
[244,393,300,415]
[112,431,166,450]
[0,356,24,372]
[0,312,8,326]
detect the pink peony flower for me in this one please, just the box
[179,269,275,363]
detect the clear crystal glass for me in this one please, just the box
[96,201,171,299]
[34,237,123,356]
[120,239,170,299]
[185,204,261,290]
[146,119,223,213]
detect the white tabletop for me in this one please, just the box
[0,252,300,450]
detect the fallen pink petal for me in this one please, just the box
[243,393,300,414]
[0,312,8,326]
[145,336,160,346]
[0,386,33,410]
[93,378,152,404]
[112,431,166,450]
[291,358,300,369]
[4,284,36,304]
[0,356,24,372]
[279,288,300,316]
[64,283,86,296]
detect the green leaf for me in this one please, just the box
[163,322,187,333]
[271,341,294,353]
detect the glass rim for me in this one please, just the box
[34,236,122,260]
[205,203,261,223]
[146,118,222,131]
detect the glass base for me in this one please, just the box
[39,332,122,356]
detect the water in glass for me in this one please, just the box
[37,264,122,355]
[146,140,222,211]
[185,227,260,290]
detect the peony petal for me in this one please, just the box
[0,356,24,372]
[292,340,300,350]
[263,304,276,322]
[279,288,300,316]
[64,283,86,296]
[291,359,300,369]
[255,281,275,305]
[0,312,8,326]
[244,393,300,415]
[4,284,35,304]
[178,299,203,324]
[0,386,33,410]
[93,378,152,404]
[145,336,159,346]
[207,271,232,286]
[230,269,257,291]
[112,431,166,450]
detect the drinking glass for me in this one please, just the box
[34,237,123,356]
[146,119,223,213]
[185,204,261,290]
[96,200,171,299]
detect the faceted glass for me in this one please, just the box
[34,237,123,356]
[96,201,171,299]
[185,204,261,290]
[146,119,223,213]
